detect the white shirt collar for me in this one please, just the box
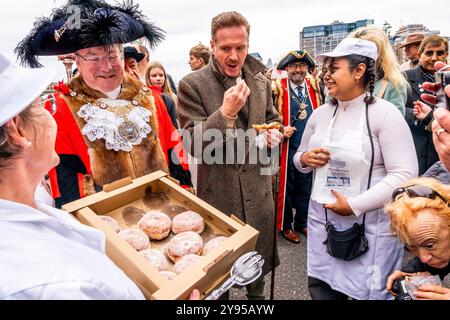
[104,85,122,99]
[289,80,306,96]
[337,92,368,110]
[0,199,52,222]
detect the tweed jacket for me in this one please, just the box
[177,55,282,274]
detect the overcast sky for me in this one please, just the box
[1,0,449,83]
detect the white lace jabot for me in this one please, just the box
[77,98,152,152]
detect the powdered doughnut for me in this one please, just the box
[167,231,203,263]
[173,254,202,275]
[98,215,121,233]
[139,249,170,271]
[138,211,172,240]
[172,211,204,234]
[118,229,150,251]
[202,236,228,256]
[160,271,177,281]
[122,206,145,226]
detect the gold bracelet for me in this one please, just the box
[220,107,238,120]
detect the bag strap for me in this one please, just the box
[325,100,375,226]
[377,79,388,98]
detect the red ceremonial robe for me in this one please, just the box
[276,77,319,230]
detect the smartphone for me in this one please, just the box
[435,71,450,110]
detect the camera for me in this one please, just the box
[391,278,413,300]
[435,70,450,110]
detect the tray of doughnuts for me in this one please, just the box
[63,171,259,300]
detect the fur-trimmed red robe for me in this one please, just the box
[276,77,319,230]
[47,74,179,208]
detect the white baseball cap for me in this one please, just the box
[0,54,57,126]
[315,38,378,63]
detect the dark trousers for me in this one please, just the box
[282,149,312,231]
[308,277,350,300]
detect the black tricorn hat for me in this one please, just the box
[124,46,144,62]
[15,0,165,68]
[277,50,316,70]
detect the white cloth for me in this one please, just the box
[104,86,121,99]
[311,106,370,204]
[294,93,418,299]
[0,199,144,300]
[34,183,54,207]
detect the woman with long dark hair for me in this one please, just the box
[294,38,418,299]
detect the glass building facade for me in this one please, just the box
[299,19,374,58]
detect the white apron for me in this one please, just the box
[307,104,404,300]
[311,107,369,205]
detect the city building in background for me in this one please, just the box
[299,19,374,57]
[391,24,441,64]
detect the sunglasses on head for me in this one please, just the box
[391,184,449,206]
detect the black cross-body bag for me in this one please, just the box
[322,101,374,261]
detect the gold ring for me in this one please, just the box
[436,128,446,137]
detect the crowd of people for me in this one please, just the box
[0,0,449,300]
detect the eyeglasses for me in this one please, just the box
[422,50,447,58]
[288,63,308,69]
[75,52,123,64]
[32,95,57,115]
[391,184,449,206]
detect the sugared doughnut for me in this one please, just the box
[160,271,177,281]
[139,249,170,271]
[138,211,172,240]
[167,231,203,263]
[202,236,228,256]
[118,229,150,251]
[98,215,121,233]
[172,211,204,234]
[173,254,202,275]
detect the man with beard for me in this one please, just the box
[275,51,319,243]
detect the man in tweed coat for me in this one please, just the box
[177,11,282,299]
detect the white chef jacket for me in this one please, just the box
[0,199,144,300]
[294,94,418,299]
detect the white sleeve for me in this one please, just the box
[7,281,110,300]
[293,113,315,173]
[347,108,419,216]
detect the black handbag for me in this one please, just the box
[323,213,369,261]
[322,102,374,261]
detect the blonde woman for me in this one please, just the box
[146,61,178,108]
[385,177,450,300]
[350,26,409,115]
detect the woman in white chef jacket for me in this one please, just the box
[294,38,418,300]
[0,54,199,300]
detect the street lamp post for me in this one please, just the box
[383,21,392,40]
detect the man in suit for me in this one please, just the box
[274,51,319,244]
[405,35,448,175]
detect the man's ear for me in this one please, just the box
[5,117,30,148]
[210,39,215,56]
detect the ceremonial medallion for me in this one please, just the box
[298,109,308,120]
[118,120,139,142]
